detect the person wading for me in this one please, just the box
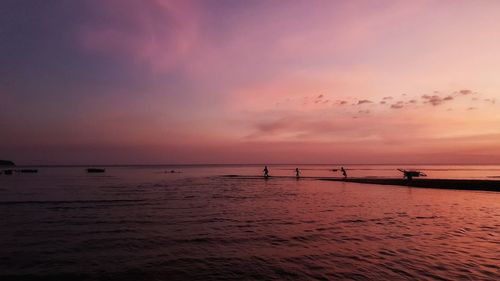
[341,167,347,178]
[263,165,269,178]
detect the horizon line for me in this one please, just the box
[9,163,500,167]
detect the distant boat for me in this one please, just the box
[165,170,181,173]
[20,169,38,173]
[86,168,106,173]
[1,169,37,175]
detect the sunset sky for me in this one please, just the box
[1,0,500,165]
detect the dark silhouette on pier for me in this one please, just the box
[295,168,300,178]
[398,169,426,180]
[263,166,269,178]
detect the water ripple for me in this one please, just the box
[1,170,499,280]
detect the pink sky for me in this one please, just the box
[2,0,500,164]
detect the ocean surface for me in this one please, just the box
[0,165,499,280]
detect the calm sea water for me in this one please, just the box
[0,165,499,280]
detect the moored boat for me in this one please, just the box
[86,168,106,173]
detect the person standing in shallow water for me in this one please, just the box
[295,168,300,178]
[341,167,347,178]
[263,166,269,178]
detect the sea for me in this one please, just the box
[0,164,499,280]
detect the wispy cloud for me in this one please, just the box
[79,0,201,72]
[390,101,405,109]
[457,89,475,95]
[357,99,373,105]
[421,94,449,106]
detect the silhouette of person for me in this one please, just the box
[295,168,300,178]
[341,167,347,178]
[263,166,269,178]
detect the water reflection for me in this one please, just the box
[0,166,498,280]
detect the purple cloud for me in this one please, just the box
[458,89,474,95]
[422,95,447,106]
[357,99,373,105]
[391,101,404,109]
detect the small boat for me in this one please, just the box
[1,169,38,175]
[20,169,38,173]
[86,168,106,173]
[165,170,181,173]
[398,169,426,180]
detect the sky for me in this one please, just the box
[1,0,500,165]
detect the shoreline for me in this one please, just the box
[319,178,500,192]
[221,175,500,192]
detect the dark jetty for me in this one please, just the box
[0,160,15,166]
[220,175,500,192]
[86,168,106,173]
[320,178,500,192]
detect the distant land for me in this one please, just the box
[0,160,15,166]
